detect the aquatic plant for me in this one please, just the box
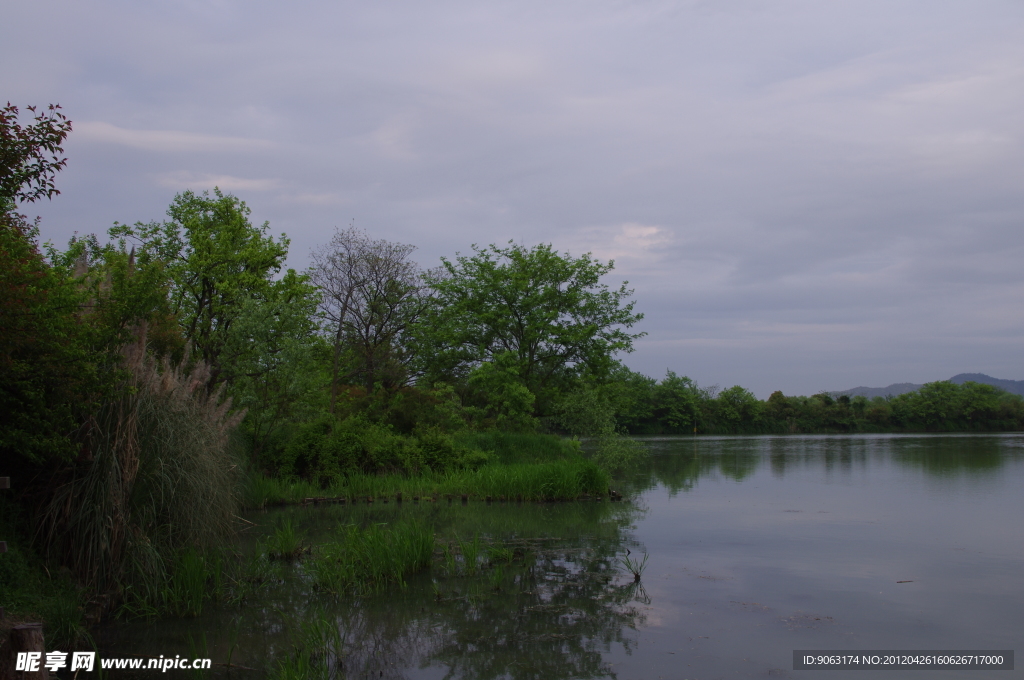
[619,552,649,582]
[266,519,306,560]
[165,549,210,617]
[307,521,434,595]
[487,545,515,564]
[455,533,483,575]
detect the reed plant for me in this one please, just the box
[307,520,434,595]
[39,329,243,612]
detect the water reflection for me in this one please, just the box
[96,500,649,680]
[633,434,1024,495]
[94,434,1024,680]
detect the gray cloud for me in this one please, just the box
[5,0,1023,396]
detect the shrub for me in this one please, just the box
[38,330,242,605]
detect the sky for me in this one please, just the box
[4,0,1023,398]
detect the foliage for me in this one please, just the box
[465,351,538,432]
[274,413,480,481]
[0,497,89,649]
[612,376,1024,435]
[0,103,72,207]
[592,434,648,479]
[225,289,325,457]
[455,431,580,464]
[420,242,644,412]
[0,218,90,464]
[110,188,308,390]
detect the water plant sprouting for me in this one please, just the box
[619,551,649,582]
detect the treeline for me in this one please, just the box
[603,370,1024,435]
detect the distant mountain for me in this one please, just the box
[834,373,1024,399]
[948,373,1024,397]
[835,382,922,399]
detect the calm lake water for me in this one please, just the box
[98,434,1024,679]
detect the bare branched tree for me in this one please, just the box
[310,226,430,411]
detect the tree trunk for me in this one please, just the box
[4,624,49,680]
[329,290,353,416]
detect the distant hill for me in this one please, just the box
[834,373,1024,399]
[948,373,1024,396]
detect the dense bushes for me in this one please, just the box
[273,415,488,482]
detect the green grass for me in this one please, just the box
[0,498,90,649]
[487,545,515,564]
[266,519,306,560]
[242,456,611,509]
[306,520,434,595]
[268,610,343,680]
[455,534,483,575]
[164,549,210,617]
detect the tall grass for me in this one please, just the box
[242,457,610,508]
[266,519,306,560]
[165,549,209,617]
[269,610,344,680]
[39,329,243,611]
[306,521,434,595]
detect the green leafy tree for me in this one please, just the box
[0,104,82,464]
[420,242,644,413]
[1,103,72,209]
[466,351,538,432]
[224,289,325,458]
[111,189,308,390]
[0,218,87,464]
[651,371,702,433]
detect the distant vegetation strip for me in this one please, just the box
[610,374,1024,436]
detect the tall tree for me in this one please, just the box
[0,103,80,464]
[310,227,429,409]
[111,188,309,390]
[420,242,644,411]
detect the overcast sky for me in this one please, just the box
[5,0,1023,397]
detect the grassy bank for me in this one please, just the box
[244,456,611,509]
[244,431,613,509]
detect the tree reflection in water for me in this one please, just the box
[632,433,1024,497]
[260,502,651,680]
